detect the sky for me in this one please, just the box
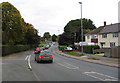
[0,0,119,36]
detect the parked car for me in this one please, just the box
[35,51,53,63]
[64,47,73,50]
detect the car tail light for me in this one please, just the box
[35,51,38,53]
[39,55,43,57]
[50,55,53,57]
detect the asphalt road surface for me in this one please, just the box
[2,45,119,82]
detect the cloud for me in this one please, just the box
[0,0,119,36]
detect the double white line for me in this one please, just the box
[25,55,32,69]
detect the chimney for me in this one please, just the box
[104,21,106,26]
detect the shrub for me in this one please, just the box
[59,45,67,51]
[2,45,31,56]
[83,45,100,54]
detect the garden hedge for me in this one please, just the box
[2,45,31,56]
[59,45,67,51]
[83,45,100,54]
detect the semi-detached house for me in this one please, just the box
[85,22,120,48]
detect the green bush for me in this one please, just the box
[2,45,31,56]
[83,45,100,54]
[59,45,67,51]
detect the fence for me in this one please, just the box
[93,47,120,58]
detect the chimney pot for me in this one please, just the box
[104,21,106,26]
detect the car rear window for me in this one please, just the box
[36,49,39,51]
[40,52,51,55]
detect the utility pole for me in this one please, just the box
[79,2,83,54]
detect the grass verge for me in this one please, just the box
[65,52,84,57]
[88,58,100,60]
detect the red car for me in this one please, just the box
[44,45,49,49]
[34,47,41,54]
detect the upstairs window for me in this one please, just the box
[91,35,97,39]
[102,34,107,38]
[87,35,90,39]
[113,33,119,38]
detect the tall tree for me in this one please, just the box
[43,32,51,40]
[59,18,96,45]
[52,34,57,42]
[2,2,26,45]
[24,23,40,45]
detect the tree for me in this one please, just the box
[43,32,51,40]
[52,34,57,42]
[2,2,26,45]
[1,2,40,45]
[58,18,96,45]
[24,23,40,45]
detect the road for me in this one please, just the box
[2,45,119,82]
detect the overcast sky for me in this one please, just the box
[0,0,119,36]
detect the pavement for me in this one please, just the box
[55,47,119,68]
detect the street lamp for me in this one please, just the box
[79,2,83,54]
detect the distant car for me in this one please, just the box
[44,45,49,49]
[64,47,73,50]
[35,51,53,63]
[34,47,41,54]
[53,42,55,45]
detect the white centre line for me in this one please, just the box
[57,62,79,69]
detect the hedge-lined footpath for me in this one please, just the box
[83,45,100,54]
[2,45,37,56]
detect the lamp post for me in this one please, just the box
[79,2,83,54]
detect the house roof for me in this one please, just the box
[99,23,120,34]
[86,23,120,35]
[86,26,104,35]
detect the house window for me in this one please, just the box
[113,33,119,38]
[102,34,107,38]
[87,35,90,39]
[91,35,97,39]
[110,42,115,47]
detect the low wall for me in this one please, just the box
[93,47,120,58]
[111,47,120,58]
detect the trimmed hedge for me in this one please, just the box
[59,45,67,51]
[2,45,31,56]
[83,45,100,54]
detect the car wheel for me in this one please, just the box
[37,60,39,63]
[50,60,53,63]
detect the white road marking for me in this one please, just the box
[57,62,79,69]
[84,71,118,81]
[25,55,32,69]
[28,55,32,69]
[25,56,28,60]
